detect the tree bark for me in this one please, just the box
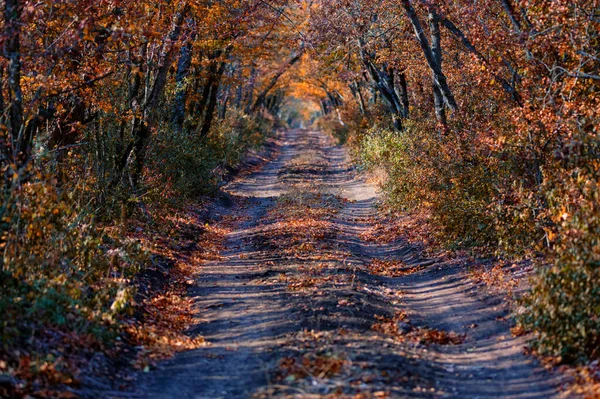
[4,0,27,167]
[172,18,196,129]
[359,39,406,130]
[192,49,224,127]
[199,61,226,138]
[501,0,522,32]
[145,4,190,112]
[350,82,367,115]
[401,0,458,111]
[428,10,447,127]
[397,73,410,118]
[132,3,190,185]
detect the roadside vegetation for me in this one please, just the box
[0,1,291,396]
[1,0,598,396]
[308,0,599,367]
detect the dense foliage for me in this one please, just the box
[0,0,598,393]
[304,0,599,361]
[0,0,297,393]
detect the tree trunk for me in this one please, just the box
[172,18,196,129]
[350,82,367,116]
[428,10,447,128]
[145,4,190,113]
[401,0,458,111]
[132,3,190,185]
[397,73,410,118]
[244,67,257,114]
[501,0,522,32]
[4,0,27,167]
[0,66,8,163]
[438,16,523,105]
[252,50,303,112]
[358,39,405,130]
[199,61,226,138]
[192,49,223,128]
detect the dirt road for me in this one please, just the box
[137,129,562,398]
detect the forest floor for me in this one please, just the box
[130,129,566,398]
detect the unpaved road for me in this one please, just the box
[137,129,562,398]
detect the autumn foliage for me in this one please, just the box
[0,0,598,395]
[0,0,300,395]
[304,0,599,362]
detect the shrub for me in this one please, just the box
[316,105,369,145]
[1,167,143,347]
[354,123,500,249]
[149,110,274,199]
[517,168,600,361]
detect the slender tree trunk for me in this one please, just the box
[132,3,190,186]
[252,50,302,112]
[4,0,27,167]
[244,67,257,114]
[193,49,223,126]
[429,10,447,128]
[438,16,523,104]
[322,98,330,115]
[199,61,226,138]
[401,0,458,111]
[501,0,522,32]
[0,66,8,163]
[172,18,196,129]
[145,4,190,113]
[397,72,409,118]
[350,82,367,115]
[358,39,405,130]
[367,62,403,129]
[219,93,229,119]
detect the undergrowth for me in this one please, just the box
[0,110,274,396]
[341,108,600,363]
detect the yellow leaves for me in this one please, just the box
[130,66,142,77]
[546,229,557,243]
[83,26,94,41]
[110,286,133,313]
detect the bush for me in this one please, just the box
[355,123,500,249]
[517,168,600,361]
[518,264,600,362]
[1,167,143,348]
[316,106,367,145]
[149,110,274,198]
[348,109,600,362]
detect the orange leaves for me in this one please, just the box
[468,263,519,295]
[372,312,465,346]
[257,188,342,261]
[359,219,403,244]
[273,330,352,388]
[562,361,600,398]
[371,312,410,337]
[417,328,465,346]
[366,259,424,277]
[126,206,227,366]
[126,292,207,365]
[279,353,349,381]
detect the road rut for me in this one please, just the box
[138,129,562,399]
